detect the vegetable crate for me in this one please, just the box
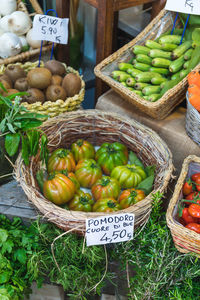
[0,61,85,117]
[94,9,200,120]
[166,155,200,256]
[15,110,173,234]
[0,0,52,65]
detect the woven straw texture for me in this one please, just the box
[94,9,200,120]
[0,61,85,117]
[166,155,200,256]
[0,0,52,65]
[185,93,200,146]
[15,110,173,234]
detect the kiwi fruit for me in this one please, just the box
[27,67,52,90]
[4,65,26,83]
[62,73,81,97]
[44,60,66,76]
[51,75,63,86]
[0,79,12,93]
[46,85,67,102]
[14,77,29,91]
[24,88,45,104]
[3,89,19,96]
[0,75,13,87]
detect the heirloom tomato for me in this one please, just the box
[188,203,200,218]
[43,173,76,205]
[92,198,121,212]
[50,169,80,191]
[181,207,199,224]
[95,142,128,175]
[75,159,102,188]
[68,190,94,212]
[182,179,193,196]
[119,188,145,209]
[47,148,76,174]
[185,223,200,234]
[91,176,121,201]
[71,139,95,163]
[111,164,146,189]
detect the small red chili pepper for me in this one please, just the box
[188,203,200,218]
[185,222,200,234]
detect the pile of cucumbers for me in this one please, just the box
[111,29,200,102]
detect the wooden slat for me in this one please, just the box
[113,0,155,11]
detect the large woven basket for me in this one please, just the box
[94,9,200,120]
[15,110,173,234]
[185,92,200,146]
[0,61,85,117]
[0,0,52,65]
[166,155,200,256]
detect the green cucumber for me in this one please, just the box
[171,70,182,80]
[149,49,172,59]
[183,60,190,69]
[134,82,150,90]
[142,85,161,96]
[127,87,135,91]
[111,70,128,79]
[145,40,162,49]
[169,55,185,73]
[184,49,193,60]
[186,46,200,72]
[155,29,184,42]
[118,63,135,71]
[117,73,131,82]
[121,82,127,87]
[147,94,161,102]
[132,45,150,55]
[161,43,178,51]
[171,41,192,59]
[151,77,167,85]
[160,80,169,89]
[136,54,152,65]
[152,58,171,68]
[149,67,169,75]
[126,77,136,87]
[127,68,143,77]
[143,96,149,100]
[180,69,190,78]
[159,35,184,45]
[135,72,161,83]
[133,62,151,72]
[160,78,181,96]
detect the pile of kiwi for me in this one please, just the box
[0,60,82,104]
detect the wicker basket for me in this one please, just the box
[94,9,200,120]
[0,0,52,65]
[15,110,173,234]
[0,61,85,117]
[166,155,200,256]
[185,92,200,146]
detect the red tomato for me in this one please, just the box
[188,203,200,218]
[185,192,200,205]
[185,223,200,234]
[191,172,200,181]
[191,173,200,191]
[182,180,193,196]
[195,177,200,192]
[182,207,199,224]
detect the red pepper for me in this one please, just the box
[182,207,199,224]
[188,203,200,218]
[185,223,200,234]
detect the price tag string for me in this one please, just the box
[38,9,58,67]
[170,12,190,45]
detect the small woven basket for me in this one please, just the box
[166,155,200,256]
[94,9,200,120]
[185,92,200,146]
[0,61,85,117]
[15,110,173,235]
[0,0,52,65]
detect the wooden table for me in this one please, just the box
[56,0,166,100]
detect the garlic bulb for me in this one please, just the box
[7,11,31,35]
[0,32,22,58]
[0,0,17,16]
[0,15,10,32]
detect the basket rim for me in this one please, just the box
[15,109,174,233]
[166,154,200,240]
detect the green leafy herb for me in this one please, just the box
[5,133,20,157]
[129,151,144,169]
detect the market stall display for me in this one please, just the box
[0,60,85,117]
[0,0,52,65]
[167,155,200,256]
[15,110,173,234]
[94,9,200,119]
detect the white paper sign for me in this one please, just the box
[165,0,200,15]
[32,14,69,44]
[86,213,134,246]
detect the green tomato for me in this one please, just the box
[75,158,102,188]
[92,198,121,212]
[69,190,94,212]
[91,176,121,201]
[111,164,146,188]
[71,139,95,162]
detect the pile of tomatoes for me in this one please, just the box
[38,139,148,213]
[179,172,200,234]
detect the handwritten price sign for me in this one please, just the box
[165,0,200,15]
[86,213,134,246]
[32,14,69,44]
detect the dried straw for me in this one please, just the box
[15,110,173,234]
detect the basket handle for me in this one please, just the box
[38,9,58,67]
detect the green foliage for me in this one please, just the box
[110,192,200,299]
